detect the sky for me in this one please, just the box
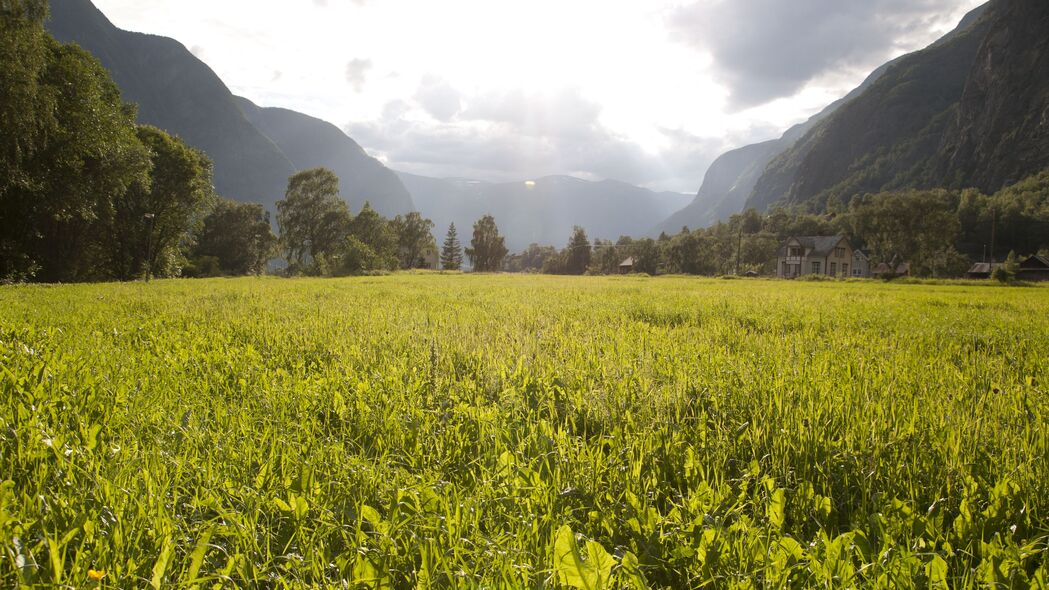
[92,0,984,194]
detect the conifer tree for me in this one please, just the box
[440,223,463,270]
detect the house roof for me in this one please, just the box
[1020,255,1049,270]
[779,236,848,258]
[619,257,635,267]
[853,249,871,261]
[967,262,1001,274]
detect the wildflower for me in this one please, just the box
[88,569,106,581]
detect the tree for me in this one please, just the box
[465,214,508,272]
[104,126,213,280]
[564,226,591,275]
[276,168,351,274]
[440,223,464,270]
[1,35,150,282]
[0,0,52,200]
[840,190,962,276]
[191,197,276,276]
[392,211,435,269]
[348,201,397,269]
[589,239,622,274]
[335,235,383,276]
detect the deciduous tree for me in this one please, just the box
[276,168,351,273]
[465,214,508,272]
[564,226,591,275]
[192,197,276,276]
[392,211,435,269]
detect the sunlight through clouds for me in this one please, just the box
[92,0,984,192]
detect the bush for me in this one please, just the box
[992,266,1014,283]
[183,256,222,278]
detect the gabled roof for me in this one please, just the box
[966,262,1001,274]
[1020,255,1049,270]
[853,249,871,261]
[619,257,635,267]
[779,236,849,258]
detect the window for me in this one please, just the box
[842,263,849,276]
[830,262,837,276]
[834,247,846,258]
[788,246,802,258]
[811,261,821,274]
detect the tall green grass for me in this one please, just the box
[1,275,1047,587]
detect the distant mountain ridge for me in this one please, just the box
[46,0,413,215]
[401,173,690,252]
[235,98,412,216]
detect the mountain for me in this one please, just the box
[655,140,783,234]
[46,0,412,215]
[236,98,412,216]
[937,0,1049,192]
[657,3,992,232]
[401,173,691,252]
[746,0,1048,212]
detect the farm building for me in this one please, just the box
[966,262,1002,279]
[852,250,872,278]
[776,236,854,278]
[618,257,635,274]
[1018,255,1049,281]
[872,257,911,278]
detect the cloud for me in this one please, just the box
[669,0,977,108]
[345,85,733,192]
[414,76,462,122]
[345,58,373,93]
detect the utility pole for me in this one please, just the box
[144,212,155,282]
[990,206,997,263]
[735,225,743,275]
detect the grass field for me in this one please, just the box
[1,274,1047,588]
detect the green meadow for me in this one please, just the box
[1,275,1047,588]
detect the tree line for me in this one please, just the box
[269,167,509,276]
[503,170,1049,278]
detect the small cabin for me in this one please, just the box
[873,256,911,278]
[1018,255,1049,281]
[618,257,635,274]
[966,262,1000,280]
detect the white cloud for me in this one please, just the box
[345,58,372,93]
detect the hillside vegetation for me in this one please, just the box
[2,275,1047,587]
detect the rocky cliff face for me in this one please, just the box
[938,0,1049,192]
